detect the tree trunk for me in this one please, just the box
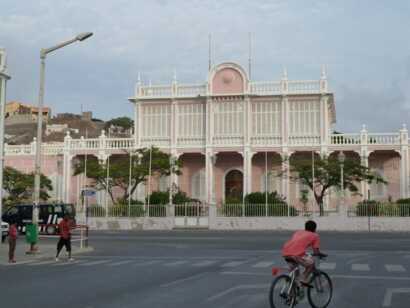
[314,194,325,216]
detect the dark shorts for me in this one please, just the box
[57,237,71,252]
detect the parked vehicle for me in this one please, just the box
[1,204,76,235]
[1,221,9,242]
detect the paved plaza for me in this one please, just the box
[1,231,410,307]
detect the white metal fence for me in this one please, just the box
[348,203,410,217]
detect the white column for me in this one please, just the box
[281,152,290,202]
[243,149,253,198]
[134,102,140,147]
[281,68,289,147]
[244,96,251,146]
[320,95,329,151]
[206,98,213,146]
[205,150,215,204]
[170,100,177,150]
[400,125,409,198]
[62,154,73,203]
[360,125,369,200]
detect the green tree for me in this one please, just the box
[105,116,134,131]
[3,167,53,206]
[288,155,386,215]
[73,147,181,204]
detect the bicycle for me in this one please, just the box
[269,253,333,308]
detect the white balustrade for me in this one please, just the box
[5,144,32,155]
[177,137,206,147]
[140,85,172,98]
[251,135,282,145]
[249,81,281,95]
[288,80,321,94]
[43,143,64,155]
[176,84,207,97]
[330,134,361,145]
[368,133,400,145]
[106,138,134,149]
[212,136,244,145]
[141,137,170,147]
[289,135,320,145]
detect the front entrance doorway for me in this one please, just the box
[225,169,243,201]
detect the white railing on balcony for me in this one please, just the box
[106,138,135,149]
[213,136,244,145]
[140,85,173,98]
[44,143,64,155]
[136,79,325,99]
[330,134,361,145]
[5,144,32,155]
[288,80,321,94]
[176,84,207,97]
[249,81,281,95]
[140,137,170,147]
[289,135,321,145]
[251,135,282,145]
[177,137,206,147]
[368,133,400,145]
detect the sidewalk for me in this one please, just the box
[0,239,93,265]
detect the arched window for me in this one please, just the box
[370,168,385,199]
[191,170,205,201]
[261,171,280,193]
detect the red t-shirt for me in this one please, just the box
[9,225,17,240]
[59,219,72,239]
[282,230,320,257]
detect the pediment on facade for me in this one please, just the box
[208,62,248,96]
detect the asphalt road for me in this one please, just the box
[2,230,410,308]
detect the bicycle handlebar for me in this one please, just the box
[313,253,328,259]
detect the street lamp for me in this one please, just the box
[338,151,346,212]
[31,32,93,252]
[0,49,11,234]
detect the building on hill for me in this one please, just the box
[5,101,51,124]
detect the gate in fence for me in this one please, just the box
[174,203,209,228]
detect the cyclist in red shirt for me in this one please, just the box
[282,220,326,286]
[56,214,74,261]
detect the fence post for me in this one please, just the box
[265,203,268,217]
[242,203,245,217]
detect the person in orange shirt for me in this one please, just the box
[282,220,327,286]
[55,214,74,261]
[8,221,18,263]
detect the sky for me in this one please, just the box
[1,0,410,133]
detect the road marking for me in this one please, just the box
[160,272,209,287]
[133,260,162,266]
[79,260,111,266]
[107,260,134,267]
[192,260,217,267]
[385,264,406,272]
[164,260,188,266]
[221,261,246,267]
[207,284,267,301]
[351,263,370,271]
[53,260,84,266]
[382,288,410,307]
[3,260,36,266]
[220,271,410,281]
[319,262,336,270]
[252,261,274,268]
[27,260,57,266]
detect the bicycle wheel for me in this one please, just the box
[307,271,333,308]
[269,274,297,308]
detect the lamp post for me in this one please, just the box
[338,151,346,213]
[0,49,11,234]
[32,33,93,252]
[210,154,217,205]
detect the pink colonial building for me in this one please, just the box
[4,62,410,209]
